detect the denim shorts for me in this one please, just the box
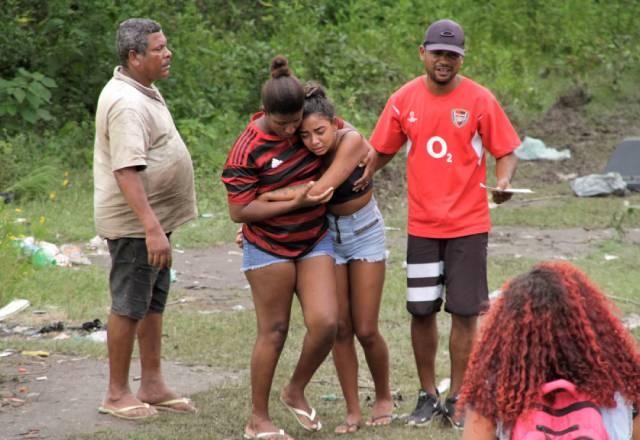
[327,197,386,265]
[107,236,171,320]
[241,231,335,272]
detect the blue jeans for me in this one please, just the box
[241,232,335,272]
[327,197,386,265]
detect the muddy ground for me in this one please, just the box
[1,89,640,439]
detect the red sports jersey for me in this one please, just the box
[222,112,327,258]
[370,76,520,238]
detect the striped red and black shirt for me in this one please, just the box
[221,112,328,258]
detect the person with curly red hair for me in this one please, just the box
[459,261,640,439]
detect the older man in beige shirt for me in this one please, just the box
[94,18,197,420]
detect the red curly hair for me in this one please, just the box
[458,261,640,428]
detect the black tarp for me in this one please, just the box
[604,138,640,191]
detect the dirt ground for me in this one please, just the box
[90,242,253,313]
[0,354,242,440]
[2,225,639,439]
[489,226,640,259]
[0,243,251,440]
[1,90,640,439]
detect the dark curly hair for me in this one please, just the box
[261,55,304,115]
[458,261,640,428]
[303,81,336,120]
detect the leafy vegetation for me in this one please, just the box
[0,68,57,127]
[2,0,640,179]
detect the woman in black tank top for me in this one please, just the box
[259,83,393,434]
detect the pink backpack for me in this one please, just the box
[511,379,609,440]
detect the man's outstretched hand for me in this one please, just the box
[491,177,513,204]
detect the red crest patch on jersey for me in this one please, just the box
[451,109,470,128]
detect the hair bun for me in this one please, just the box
[304,81,326,98]
[271,55,291,79]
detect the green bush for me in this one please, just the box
[0,205,33,305]
[0,0,639,178]
[0,69,57,128]
[176,113,246,178]
[0,126,90,197]
[4,165,61,202]
[0,137,20,189]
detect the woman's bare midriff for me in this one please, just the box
[327,190,373,216]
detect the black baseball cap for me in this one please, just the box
[423,19,465,56]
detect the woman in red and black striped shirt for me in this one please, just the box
[257,83,393,434]
[222,56,337,440]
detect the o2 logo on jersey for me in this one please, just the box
[451,109,470,128]
[426,136,453,163]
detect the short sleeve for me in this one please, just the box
[369,95,407,155]
[221,134,260,205]
[478,94,521,158]
[108,107,148,171]
[599,393,633,439]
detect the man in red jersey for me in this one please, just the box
[367,19,520,429]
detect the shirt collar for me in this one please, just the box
[113,66,165,104]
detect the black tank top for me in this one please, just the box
[328,129,373,205]
[329,166,373,205]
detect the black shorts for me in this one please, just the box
[107,236,171,320]
[405,233,488,317]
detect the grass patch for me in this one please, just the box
[2,172,640,439]
[172,178,238,248]
[0,173,95,244]
[491,191,640,229]
[61,228,640,439]
[1,173,238,249]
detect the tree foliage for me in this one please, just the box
[0,69,57,126]
[1,0,639,187]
